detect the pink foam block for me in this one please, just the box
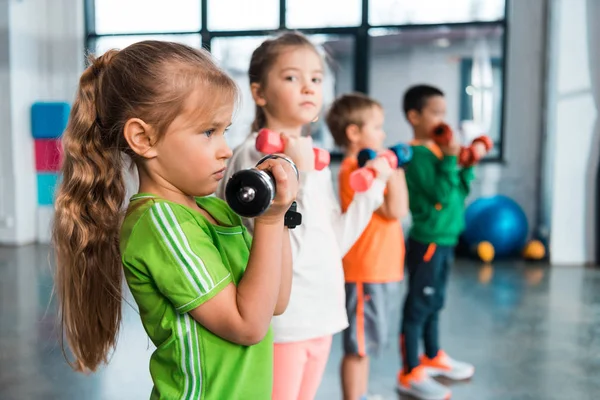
[35,139,63,172]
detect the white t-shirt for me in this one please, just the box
[216,132,386,343]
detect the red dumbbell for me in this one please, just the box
[459,135,493,167]
[432,124,493,166]
[349,149,398,192]
[432,123,454,146]
[255,128,330,171]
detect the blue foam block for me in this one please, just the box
[31,102,70,139]
[37,173,60,205]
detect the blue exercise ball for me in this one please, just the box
[463,195,528,257]
[464,196,495,227]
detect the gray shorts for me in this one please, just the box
[343,282,396,357]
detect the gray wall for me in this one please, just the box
[0,0,13,234]
[543,0,599,264]
[0,0,84,244]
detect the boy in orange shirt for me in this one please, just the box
[327,93,409,400]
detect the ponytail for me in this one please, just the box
[53,50,126,372]
[52,40,238,373]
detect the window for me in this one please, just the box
[87,0,509,160]
[286,0,362,29]
[369,0,505,26]
[94,0,201,34]
[208,0,279,31]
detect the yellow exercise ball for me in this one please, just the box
[477,241,495,263]
[523,240,546,260]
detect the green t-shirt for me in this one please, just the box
[405,145,475,246]
[120,194,273,400]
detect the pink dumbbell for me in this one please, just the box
[255,128,330,171]
[349,149,398,192]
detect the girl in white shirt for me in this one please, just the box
[217,31,392,400]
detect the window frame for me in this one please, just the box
[84,0,509,162]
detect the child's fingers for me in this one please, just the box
[366,157,393,180]
[363,158,376,169]
[256,158,293,196]
[270,163,288,188]
[365,157,386,171]
[256,158,279,174]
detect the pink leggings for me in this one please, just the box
[272,335,333,400]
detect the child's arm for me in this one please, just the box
[188,221,281,345]
[459,166,475,197]
[287,171,318,264]
[274,227,292,315]
[375,169,409,220]
[457,138,489,196]
[189,158,297,345]
[331,157,391,255]
[282,135,322,262]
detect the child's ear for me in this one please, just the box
[123,118,158,159]
[345,124,361,144]
[250,83,267,107]
[407,109,421,126]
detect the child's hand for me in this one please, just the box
[440,136,461,156]
[282,134,315,172]
[255,157,298,225]
[472,141,489,160]
[472,137,493,159]
[366,156,394,182]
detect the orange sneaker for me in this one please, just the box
[420,350,475,380]
[397,365,451,400]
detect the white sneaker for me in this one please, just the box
[420,350,475,380]
[361,395,384,400]
[397,365,452,400]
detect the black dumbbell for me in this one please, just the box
[225,155,301,227]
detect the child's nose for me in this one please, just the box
[219,142,233,159]
[302,81,315,94]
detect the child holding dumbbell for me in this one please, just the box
[216,32,393,400]
[53,41,298,400]
[397,84,492,400]
[326,93,409,400]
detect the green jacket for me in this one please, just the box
[405,145,475,246]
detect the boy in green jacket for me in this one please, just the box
[397,85,491,400]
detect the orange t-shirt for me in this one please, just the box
[339,157,405,283]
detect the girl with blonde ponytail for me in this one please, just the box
[53,41,298,399]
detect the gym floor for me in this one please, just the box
[1,244,599,400]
